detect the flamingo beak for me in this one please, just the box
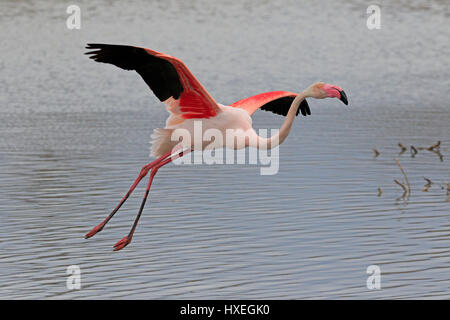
[339,90,348,105]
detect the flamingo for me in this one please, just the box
[84,43,348,251]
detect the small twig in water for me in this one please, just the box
[394,179,407,199]
[422,177,433,192]
[424,177,433,187]
[427,141,441,151]
[373,148,380,158]
[377,187,383,197]
[398,143,407,154]
[395,158,411,197]
[415,142,442,160]
[430,149,444,162]
[410,145,418,157]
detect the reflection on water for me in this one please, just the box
[0,0,449,299]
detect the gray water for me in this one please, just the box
[0,0,449,299]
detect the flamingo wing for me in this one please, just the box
[230,91,311,117]
[85,43,221,119]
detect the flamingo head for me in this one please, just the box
[306,82,348,105]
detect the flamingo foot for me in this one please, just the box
[85,222,105,239]
[113,235,132,251]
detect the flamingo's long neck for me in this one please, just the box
[253,92,308,149]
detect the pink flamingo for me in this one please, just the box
[84,44,348,250]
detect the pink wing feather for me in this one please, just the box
[86,44,221,120]
[230,91,310,116]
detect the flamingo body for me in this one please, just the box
[151,103,254,157]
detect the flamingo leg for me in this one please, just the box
[113,148,191,251]
[85,149,178,239]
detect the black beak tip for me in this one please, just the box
[339,90,348,105]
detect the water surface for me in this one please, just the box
[0,0,449,299]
